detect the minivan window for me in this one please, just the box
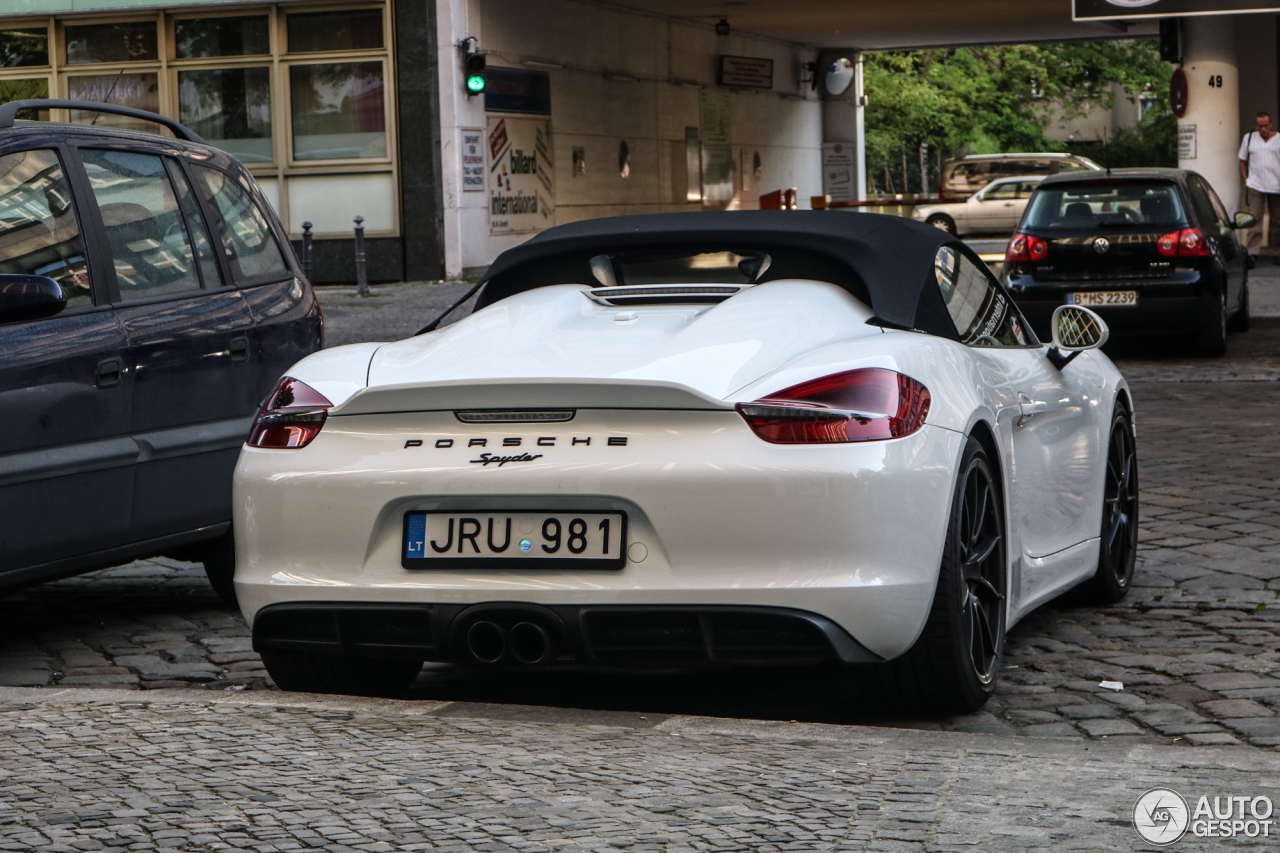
[164,158,223,288]
[1023,182,1186,230]
[81,149,203,300]
[0,149,92,308]
[192,165,288,282]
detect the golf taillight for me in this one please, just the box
[1157,227,1210,257]
[737,368,931,444]
[247,377,333,449]
[1006,233,1048,263]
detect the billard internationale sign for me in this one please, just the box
[1075,0,1280,18]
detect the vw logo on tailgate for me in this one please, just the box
[1093,237,1110,254]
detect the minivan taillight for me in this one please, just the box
[1157,227,1211,257]
[737,368,931,444]
[1006,232,1048,263]
[247,377,333,449]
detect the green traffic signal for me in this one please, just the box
[466,74,486,94]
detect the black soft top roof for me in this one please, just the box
[476,211,986,340]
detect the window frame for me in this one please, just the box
[189,159,295,288]
[1,3,401,242]
[0,140,105,315]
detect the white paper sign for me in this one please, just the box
[461,129,484,192]
[1178,124,1197,160]
[486,115,555,234]
[822,142,855,202]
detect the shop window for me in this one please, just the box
[0,79,49,121]
[174,16,270,58]
[287,9,382,53]
[193,165,288,281]
[67,73,159,132]
[178,67,273,163]
[81,149,203,300]
[1,28,49,68]
[65,21,158,65]
[289,61,385,160]
[0,149,91,308]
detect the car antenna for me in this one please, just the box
[90,69,125,127]
[415,279,486,335]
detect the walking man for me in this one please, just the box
[1239,111,1280,261]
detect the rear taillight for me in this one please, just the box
[1157,227,1211,257]
[1006,233,1048,263]
[247,377,333,449]
[737,368,931,444]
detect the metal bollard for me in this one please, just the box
[353,215,368,297]
[300,221,313,282]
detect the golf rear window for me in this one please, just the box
[1024,181,1185,230]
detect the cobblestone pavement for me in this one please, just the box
[0,686,1276,851]
[7,288,1280,754]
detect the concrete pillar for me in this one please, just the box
[1179,16,1241,213]
[820,50,865,206]
[854,53,866,203]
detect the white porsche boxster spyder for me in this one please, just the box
[233,212,1138,714]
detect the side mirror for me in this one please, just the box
[0,274,67,324]
[1047,304,1109,370]
[1234,211,1257,230]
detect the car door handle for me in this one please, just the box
[229,335,250,364]
[1003,202,1015,207]
[1016,392,1042,426]
[96,357,124,389]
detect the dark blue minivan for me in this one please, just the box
[0,100,322,603]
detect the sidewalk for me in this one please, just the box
[0,685,1274,851]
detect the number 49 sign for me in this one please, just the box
[1170,68,1188,119]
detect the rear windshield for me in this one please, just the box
[1023,181,1186,230]
[591,251,769,286]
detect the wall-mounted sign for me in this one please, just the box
[1074,0,1280,20]
[718,55,774,89]
[461,128,484,192]
[699,90,733,208]
[822,143,855,203]
[486,115,555,234]
[1178,124,1197,159]
[484,67,552,115]
[1170,69,1188,119]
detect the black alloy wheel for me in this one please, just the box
[1078,409,1139,604]
[866,436,1006,715]
[1196,286,1228,357]
[927,214,956,234]
[958,454,1006,685]
[1228,280,1250,333]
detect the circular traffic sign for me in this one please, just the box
[1170,68,1188,118]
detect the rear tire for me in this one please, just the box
[1227,281,1250,333]
[202,529,237,608]
[926,214,956,234]
[261,650,423,697]
[1196,287,1227,357]
[1075,408,1138,605]
[863,436,1007,716]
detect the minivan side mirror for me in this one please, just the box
[0,274,67,324]
[1234,211,1257,230]
[1046,304,1109,370]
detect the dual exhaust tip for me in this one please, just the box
[465,619,554,666]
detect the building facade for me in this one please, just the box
[0,0,440,282]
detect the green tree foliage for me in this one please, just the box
[865,39,1173,193]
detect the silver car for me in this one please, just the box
[912,176,1044,236]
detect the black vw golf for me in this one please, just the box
[1001,168,1252,356]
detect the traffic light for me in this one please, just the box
[1159,18,1180,64]
[464,51,486,95]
